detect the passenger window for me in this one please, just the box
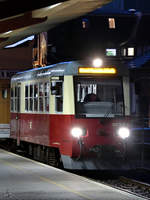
[17,87,20,112]
[51,81,63,95]
[29,85,33,111]
[56,96,63,112]
[39,83,44,112]
[15,86,17,111]
[10,88,14,111]
[34,84,38,112]
[51,80,63,113]
[44,82,49,112]
[25,82,49,113]
[11,86,20,112]
[25,85,28,111]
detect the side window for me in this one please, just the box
[17,87,20,112]
[44,82,49,112]
[51,80,63,113]
[14,86,17,111]
[25,84,33,112]
[25,85,28,111]
[11,85,20,112]
[29,85,33,111]
[10,87,14,112]
[39,83,44,112]
[25,82,49,113]
[34,84,38,112]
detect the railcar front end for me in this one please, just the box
[59,66,131,170]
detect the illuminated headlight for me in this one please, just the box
[71,127,84,138]
[92,58,103,67]
[118,127,130,139]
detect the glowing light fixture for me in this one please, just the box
[5,35,34,48]
[92,58,103,67]
[118,127,130,139]
[71,127,83,138]
[47,3,62,9]
[78,67,116,74]
[2,30,12,35]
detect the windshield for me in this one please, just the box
[74,77,124,118]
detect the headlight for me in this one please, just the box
[71,127,84,138]
[92,58,103,67]
[118,127,130,139]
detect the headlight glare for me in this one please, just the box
[71,127,83,138]
[118,127,130,139]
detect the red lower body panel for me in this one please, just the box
[10,113,122,158]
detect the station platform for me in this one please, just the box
[0,149,145,200]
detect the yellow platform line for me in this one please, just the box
[39,175,93,200]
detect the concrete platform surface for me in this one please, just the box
[0,149,146,200]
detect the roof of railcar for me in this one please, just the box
[11,61,80,82]
[11,60,129,83]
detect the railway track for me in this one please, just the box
[75,170,150,199]
[101,176,150,199]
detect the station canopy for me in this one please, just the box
[0,0,112,49]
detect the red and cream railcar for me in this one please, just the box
[10,60,134,170]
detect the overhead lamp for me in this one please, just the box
[5,35,34,48]
[2,30,12,35]
[92,58,103,67]
[118,127,130,139]
[47,3,62,10]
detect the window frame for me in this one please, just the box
[10,84,21,113]
[51,79,63,113]
[24,80,50,113]
[74,76,125,118]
